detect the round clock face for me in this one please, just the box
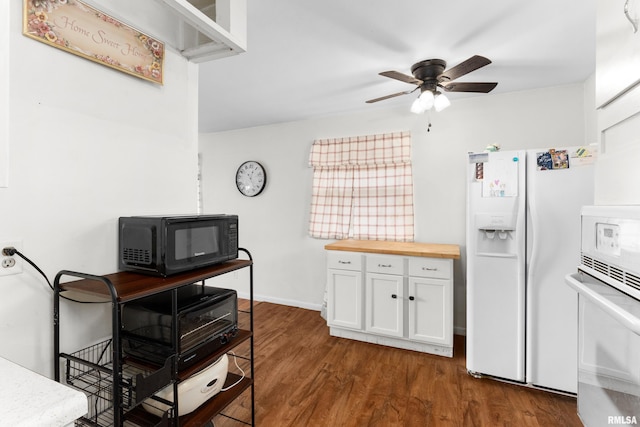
[235,161,267,197]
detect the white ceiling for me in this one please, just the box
[198,0,596,133]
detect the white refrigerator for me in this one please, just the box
[466,147,595,393]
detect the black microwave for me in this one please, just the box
[118,215,238,276]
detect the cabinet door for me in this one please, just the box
[408,277,452,346]
[327,269,363,330]
[366,273,404,337]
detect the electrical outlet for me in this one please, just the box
[0,240,23,276]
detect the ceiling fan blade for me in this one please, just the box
[440,55,492,82]
[366,90,414,103]
[440,82,498,93]
[379,71,422,85]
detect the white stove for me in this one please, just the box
[565,206,640,427]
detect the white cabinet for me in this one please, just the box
[365,254,405,337]
[156,0,247,62]
[407,257,453,347]
[366,272,404,337]
[327,252,363,330]
[408,278,452,346]
[326,249,454,357]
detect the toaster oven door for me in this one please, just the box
[179,294,238,353]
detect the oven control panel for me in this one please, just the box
[596,222,620,256]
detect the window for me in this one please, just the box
[308,131,414,242]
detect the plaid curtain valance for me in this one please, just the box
[308,131,414,242]
[309,131,412,168]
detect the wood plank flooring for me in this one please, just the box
[214,302,582,427]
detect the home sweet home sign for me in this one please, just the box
[23,0,164,84]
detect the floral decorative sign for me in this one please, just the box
[23,0,164,84]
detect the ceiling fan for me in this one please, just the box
[366,55,498,113]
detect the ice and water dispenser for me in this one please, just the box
[474,213,517,256]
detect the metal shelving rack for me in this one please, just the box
[53,249,255,427]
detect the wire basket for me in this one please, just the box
[62,339,172,426]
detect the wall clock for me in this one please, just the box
[235,161,267,197]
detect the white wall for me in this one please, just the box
[584,74,597,146]
[0,1,199,377]
[0,2,8,188]
[199,83,587,334]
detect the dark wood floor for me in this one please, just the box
[215,301,582,427]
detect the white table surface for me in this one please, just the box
[0,357,87,426]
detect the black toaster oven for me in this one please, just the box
[121,284,238,370]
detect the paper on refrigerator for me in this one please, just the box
[482,153,520,197]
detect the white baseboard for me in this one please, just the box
[330,327,453,357]
[236,291,323,312]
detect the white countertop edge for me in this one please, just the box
[0,357,87,426]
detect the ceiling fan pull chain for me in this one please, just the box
[625,0,638,33]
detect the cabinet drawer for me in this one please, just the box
[409,258,451,279]
[366,255,405,275]
[327,251,362,271]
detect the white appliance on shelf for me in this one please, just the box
[565,206,640,426]
[466,147,596,394]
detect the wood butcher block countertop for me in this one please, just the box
[324,240,460,259]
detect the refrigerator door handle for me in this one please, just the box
[526,165,540,285]
[524,154,540,383]
[515,151,528,383]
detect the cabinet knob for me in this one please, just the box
[391,294,397,299]
[409,296,415,301]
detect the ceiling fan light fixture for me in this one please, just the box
[410,90,435,114]
[410,96,426,114]
[434,92,450,112]
[419,90,435,110]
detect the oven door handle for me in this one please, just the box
[565,273,640,336]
